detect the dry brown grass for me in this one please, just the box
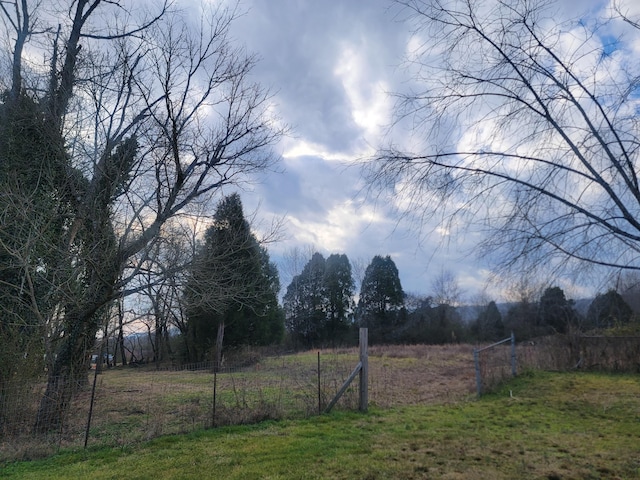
[368,343,476,406]
[0,343,479,461]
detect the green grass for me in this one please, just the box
[2,371,639,479]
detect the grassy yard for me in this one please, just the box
[2,370,639,479]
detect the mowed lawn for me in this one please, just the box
[2,371,639,479]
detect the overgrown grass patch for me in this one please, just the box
[3,371,639,479]
[2,344,481,462]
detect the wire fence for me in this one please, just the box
[6,336,632,462]
[517,334,640,372]
[473,333,516,396]
[0,351,361,461]
[0,344,478,462]
[473,333,640,397]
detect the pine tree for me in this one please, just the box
[283,252,356,347]
[283,253,327,347]
[323,254,355,344]
[357,255,405,342]
[185,194,283,363]
[538,287,577,334]
[586,290,633,330]
[474,301,505,341]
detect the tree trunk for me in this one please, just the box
[35,235,118,432]
[117,299,127,366]
[214,321,225,372]
[34,308,95,432]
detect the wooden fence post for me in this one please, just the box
[359,327,368,412]
[324,327,369,414]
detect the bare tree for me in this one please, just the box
[365,0,640,282]
[134,233,189,366]
[350,256,369,295]
[279,244,316,295]
[0,0,283,431]
[430,269,463,307]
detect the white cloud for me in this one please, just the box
[334,44,391,145]
[283,200,384,253]
[282,139,352,162]
[228,0,629,298]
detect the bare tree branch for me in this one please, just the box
[365,0,640,282]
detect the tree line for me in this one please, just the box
[168,196,411,358]
[71,190,640,371]
[167,197,639,362]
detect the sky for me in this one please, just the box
[226,0,438,296]
[209,0,627,301]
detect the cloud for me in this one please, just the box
[228,0,622,299]
[231,0,408,152]
[246,154,390,253]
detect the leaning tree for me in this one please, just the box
[365,0,640,282]
[0,0,282,431]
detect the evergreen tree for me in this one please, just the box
[586,290,633,330]
[538,286,577,334]
[504,299,538,341]
[283,253,327,347]
[357,255,405,342]
[252,247,285,345]
[323,254,355,343]
[282,252,356,347]
[185,194,283,363]
[473,301,505,341]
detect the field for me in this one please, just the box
[1,344,477,462]
[2,370,639,479]
[0,346,640,480]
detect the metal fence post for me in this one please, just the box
[317,351,321,415]
[474,348,482,397]
[85,340,104,448]
[211,370,217,428]
[510,331,517,377]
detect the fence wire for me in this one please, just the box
[475,342,514,395]
[474,334,640,396]
[0,350,362,461]
[7,337,632,462]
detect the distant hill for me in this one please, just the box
[456,297,594,323]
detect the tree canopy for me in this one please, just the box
[586,290,633,330]
[365,0,640,282]
[357,255,406,342]
[473,301,505,342]
[283,252,355,347]
[185,194,283,362]
[538,287,577,334]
